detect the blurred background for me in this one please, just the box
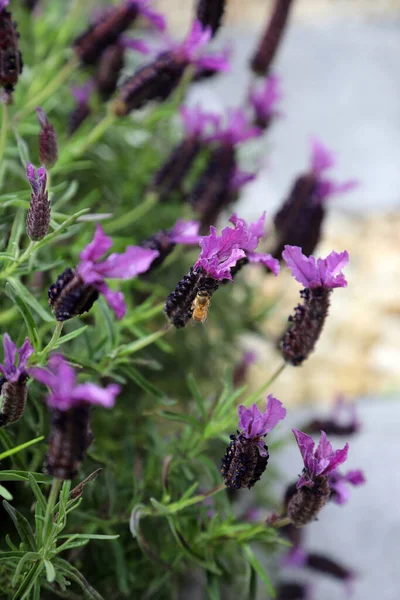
[157,1,400,599]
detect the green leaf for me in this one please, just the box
[6,208,25,258]
[53,558,105,600]
[3,501,36,551]
[28,473,47,514]
[0,471,51,484]
[58,534,119,540]
[243,545,275,599]
[5,282,40,351]
[11,561,44,600]
[44,560,56,583]
[13,552,41,586]
[187,373,207,420]
[157,410,203,430]
[32,208,90,252]
[51,325,88,350]
[113,327,171,358]
[14,131,31,168]
[119,365,167,400]
[0,484,13,500]
[7,277,53,323]
[0,436,44,461]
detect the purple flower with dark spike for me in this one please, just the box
[283,246,349,290]
[329,468,366,505]
[280,247,349,365]
[194,223,246,282]
[249,74,282,130]
[304,394,361,437]
[180,104,220,139]
[140,219,201,272]
[208,108,261,146]
[0,334,34,427]
[310,138,358,203]
[26,163,50,241]
[95,44,125,100]
[171,20,230,72]
[0,1,23,99]
[29,354,120,480]
[250,0,295,76]
[29,354,120,411]
[229,213,280,275]
[286,429,349,527]
[36,107,58,167]
[221,395,286,489]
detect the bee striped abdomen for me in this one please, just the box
[221,434,269,490]
[48,268,99,322]
[0,376,28,427]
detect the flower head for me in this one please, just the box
[180,104,219,139]
[130,0,166,31]
[305,394,361,436]
[26,163,50,241]
[76,225,158,319]
[292,428,349,489]
[0,334,34,383]
[0,1,9,12]
[171,20,230,72]
[36,107,58,167]
[229,168,257,192]
[168,219,201,245]
[71,81,94,107]
[283,246,349,290]
[29,354,120,411]
[249,74,282,128]
[329,468,366,505]
[229,213,280,274]
[310,138,358,203]
[238,395,286,456]
[209,108,261,146]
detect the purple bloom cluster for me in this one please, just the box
[29,354,120,412]
[310,138,358,203]
[249,74,282,129]
[0,334,33,384]
[168,20,230,73]
[283,245,349,290]
[238,395,287,456]
[208,108,261,147]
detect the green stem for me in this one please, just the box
[270,516,291,529]
[58,111,117,165]
[36,322,64,361]
[244,362,286,406]
[14,57,79,123]
[104,192,159,234]
[43,478,62,548]
[0,240,36,279]
[0,102,9,169]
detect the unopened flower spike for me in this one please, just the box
[249,74,282,130]
[0,0,23,102]
[195,0,227,38]
[286,428,349,527]
[113,20,229,116]
[276,583,311,600]
[140,219,201,273]
[221,395,286,489]
[68,81,94,135]
[151,105,219,197]
[272,138,357,259]
[29,354,120,480]
[280,245,349,366]
[48,224,159,321]
[36,108,58,167]
[26,163,51,241]
[0,334,34,427]
[250,0,295,76]
[304,394,361,436]
[73,0,165,66]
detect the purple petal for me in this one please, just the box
[2,334,17,375]
[261,395,286,434]
[317,250,349,289]
[169,219,201,245]
[345,469,366,486]
[95,246,159,279]
[249,74,282,120]
[195,52,231,72]
[137,4,166,31]
[17,339,34,374]
[36,107,48,128]
[230,168,257,191]
[73,382,120,408]
[0,1,9,11]
[330,478,351,505]
[28,366,58,389]
[281,546,307,568]
[120,36,150,55]
[314,430,333,462]
[292,428,315,471]
[283,246,319,288]
[323,443,349,476]
[96,282,127,320]
[71,80,94,105]
[80,224,113,262]
[310,137,335,174]
[247,252,280,275]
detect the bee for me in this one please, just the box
[191,290,212,324]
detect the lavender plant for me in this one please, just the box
[0,1,364,599]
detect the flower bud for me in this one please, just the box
[36,107,58,168]
[26,164,51,241]
[0,3,23,101]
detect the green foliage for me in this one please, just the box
[0,1,289,599]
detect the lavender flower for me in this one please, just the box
[26,163,50,241]
[48,225,158,321]
[272,138,357,259]
[286,429,348,527]
[36,108,58,167]
[0,1,23,100]
[249,74,282,130]
[196,0,226,38]
[280,246,349,366]
[68,82,93,136]
[0,334,34,427]
[304,395,361,436]
[29,354,120,479]
[73,0,165,66]
[276,582,310,600]
[329,468,365,505]
[233,350,257,387]
[250,0,295,76]
[151,105,219,197]
[221,395,286,489]
[113,20,229,116]
[165,212,277,327]
[208,108,261,147]
[95,44,125,100]
[140,219,201,272]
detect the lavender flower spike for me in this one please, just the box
[140,219,201,272]
[287,429,349,527]
[280,246,349,366]
[0,334,34,427]
[26,163,50,241]
[49,225,158,321]
[304,394,361,437]
[36,107,58,167]
[221,395,286,489]
[29,354,120,479]
[249,74,282,130]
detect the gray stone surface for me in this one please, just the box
[189,19,400,216]
[274,398,400,600]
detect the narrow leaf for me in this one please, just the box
[3,501,36,551]
[0,436,44,461]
